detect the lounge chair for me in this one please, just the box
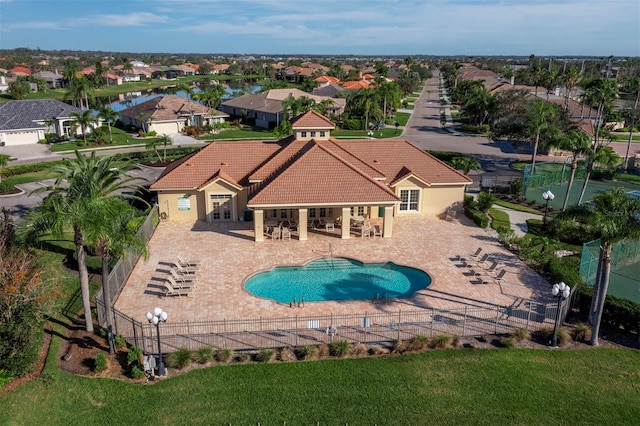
[169,269,199,286]
[472,261,498,277]
[164,278,195,297]
[173,263,198,275]
[466,253,489,267]
[177,255,201,269]
[166,275,197,291]
[470,248,483,258]
[324,220,335,232]
[481,269,507,285]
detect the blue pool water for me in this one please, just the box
[244,257,432,303]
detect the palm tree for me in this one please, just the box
[622,76,640,169]
[552,130,592,210]
[70,110,97,146]
[463,87,496,128]
[577,144,622,205]
[527,99,559,175]
[97,106,119,143]
[351,89,381,130]
[159,134,171,161]
[0,154,10,184]
[555,188,640,345]
[562,67,582,111]
[194,85,225,109]
[20,152,143,332]
[450,156,480,176]
[65,76,93,109]
[84,198,147,353]
[583,78,618,147]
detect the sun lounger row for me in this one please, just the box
[164,256,202,297]
[453,248,507,285]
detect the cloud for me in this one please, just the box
[78,12,170,27]
[1,21,65,31]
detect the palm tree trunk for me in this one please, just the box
[530,132,541,175]
[590,243,612,346]
[624,93,639,170]
[107,123,113,143]
[562,160,578,211]
[102,248,115,354]
[589,245,605,326]
[75,226,94,333]
[577,163,592,205]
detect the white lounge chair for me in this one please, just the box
[177,255,201,269]
[169,269,199,287]
[164,277,195,297]
[166,275,197,291]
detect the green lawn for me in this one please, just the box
[395,112,410,126]
[48,127,149,152]
[197,127,276,141]
[3,347,638,424]
[333,128,400,139]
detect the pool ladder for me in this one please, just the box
[290,296,305,309]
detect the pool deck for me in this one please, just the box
[115,215,553,323]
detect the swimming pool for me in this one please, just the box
[244,257,432,303]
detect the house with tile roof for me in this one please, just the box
[0,99,88,145]
[151,111,472,242]
[219,88,345,129]
[119,95,229,134]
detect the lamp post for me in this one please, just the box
[368,130,373,140]
[550,282,570,348]
[146,307,168,376]
[542,190,555,229]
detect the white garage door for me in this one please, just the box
[151,122,181,134]
[4,130,40,145]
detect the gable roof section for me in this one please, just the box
[248,142,399,206]
[291,110,335,129]
[151,141,283,190]
[119,95,210,121]
[336,139,472,186]
[0,99,84,131]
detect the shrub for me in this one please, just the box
[317,344,330,358]
[131,365,145,380]
[0,369,12,389]
[573,322,592,342]
[500,337,516,349]
[235,353,251,363]
[167,348,192,369]
[94,353,108,372]
[450,336,460,348]
[489,208,510,232]
[0,181,16,194]
[127,346,143,367]
[430,335,451,349]
[278,347,297,362]
[463,194,477,210]
[215,348,233,363]
[476,192,495,212]
[510,178,523,196]
[329,340,351,357]
[392,340,408,354]
[534,327,570,346]
[114,335,126,349]
[464,207,489,228]
[512,328,529,341]
[548,256,583,287]
[256,348,275,363]
[408,335,429,352]
[352,344,369,357]
[194,347,213,364]
[296,345,317,360]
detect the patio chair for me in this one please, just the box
[482,269,507,285]
[169,269,199,287]
[280,226,291,240]
[268,225,282,240]
[164,278,195,297]
[445,209,457,221]
[166,275,197,291]
[177,255,201,269]
[173,262,198,275]
[470,248,483,258]
[372,225,382,238]
[466,253,489,267]
[472,261,498,278]
[325,220,335,232]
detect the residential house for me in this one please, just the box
[0,99,91,146]
[31,71,64,89]
[151,111,472,242]
[219,88,345,129]
[9,66,32,76]
[119,95,228,134]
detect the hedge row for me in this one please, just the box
[464,207,488,228]
[573,284,640,333]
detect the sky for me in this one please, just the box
[0,0,639,57]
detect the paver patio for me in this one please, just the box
[116,214,553,324]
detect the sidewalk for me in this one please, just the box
[491,205,542,237]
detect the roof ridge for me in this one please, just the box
[396,139,472,183]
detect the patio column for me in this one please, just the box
[383,205,394,237]
[298,208,308,241]
[341,207,351,239]
[254,209,264,242]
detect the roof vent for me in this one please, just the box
[186,163,192,167]
[373,159,380,163]
[221,161,228,166]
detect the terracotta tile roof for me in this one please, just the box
[342,81,371,90]
[248,142,399,206]
[290,110,335,129]
[151,141,283,190]
[315,75,340,84]
[10,66,32,75]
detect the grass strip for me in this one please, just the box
[2,348,639,424]
[493,199,543,215]
[489,207,510,231]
